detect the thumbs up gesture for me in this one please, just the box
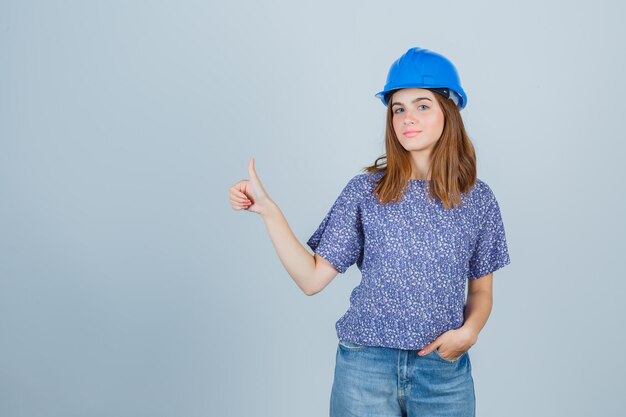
[229,158,273,216]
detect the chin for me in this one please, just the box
[405,145,433,152]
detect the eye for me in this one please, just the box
[393,104,429,114]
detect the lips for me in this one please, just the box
[403,130,422,137]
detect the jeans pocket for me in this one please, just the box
[338,339,368,352]
[434,347,464,363]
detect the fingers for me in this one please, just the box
[230,192,251,207]
[229,184,252,211]
[230,195,251,205]
[229,180,251,201]
[237,202,251,210]
[232,197,250,206]
[230,196,251,210]
[418,343,437,356]
[230,189,250,203]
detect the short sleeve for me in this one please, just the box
[306,176,365,274]
[468,187,511,280]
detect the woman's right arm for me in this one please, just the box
[229,158,339,296]
[261,201,339,295]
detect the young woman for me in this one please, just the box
[229,46,511,417]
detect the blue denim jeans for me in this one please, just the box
[330,340,475,417]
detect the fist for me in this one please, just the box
[229,158,272,215]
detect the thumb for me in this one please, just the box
[248,158,268,195]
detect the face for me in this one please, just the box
[390,88,445,154]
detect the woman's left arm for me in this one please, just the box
[462,273,494,341]
[418,273,494,357]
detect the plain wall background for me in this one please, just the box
[1,1,625,416]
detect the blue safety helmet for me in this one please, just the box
[375,47,467,110]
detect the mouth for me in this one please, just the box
[403,130,422,137]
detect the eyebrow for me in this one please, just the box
[391,97,432,107]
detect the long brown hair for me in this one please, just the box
[362,90,477,209]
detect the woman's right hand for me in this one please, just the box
[229,158,273,216]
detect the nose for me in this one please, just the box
[403,111,417,125]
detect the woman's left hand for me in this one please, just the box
[418,327,477,360]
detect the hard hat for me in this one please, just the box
[375,47,468,110]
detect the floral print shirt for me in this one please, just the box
[307,170,511,350]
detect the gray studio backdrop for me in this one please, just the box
[1,1,624,416]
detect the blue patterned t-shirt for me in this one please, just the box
[306,170,511,350]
